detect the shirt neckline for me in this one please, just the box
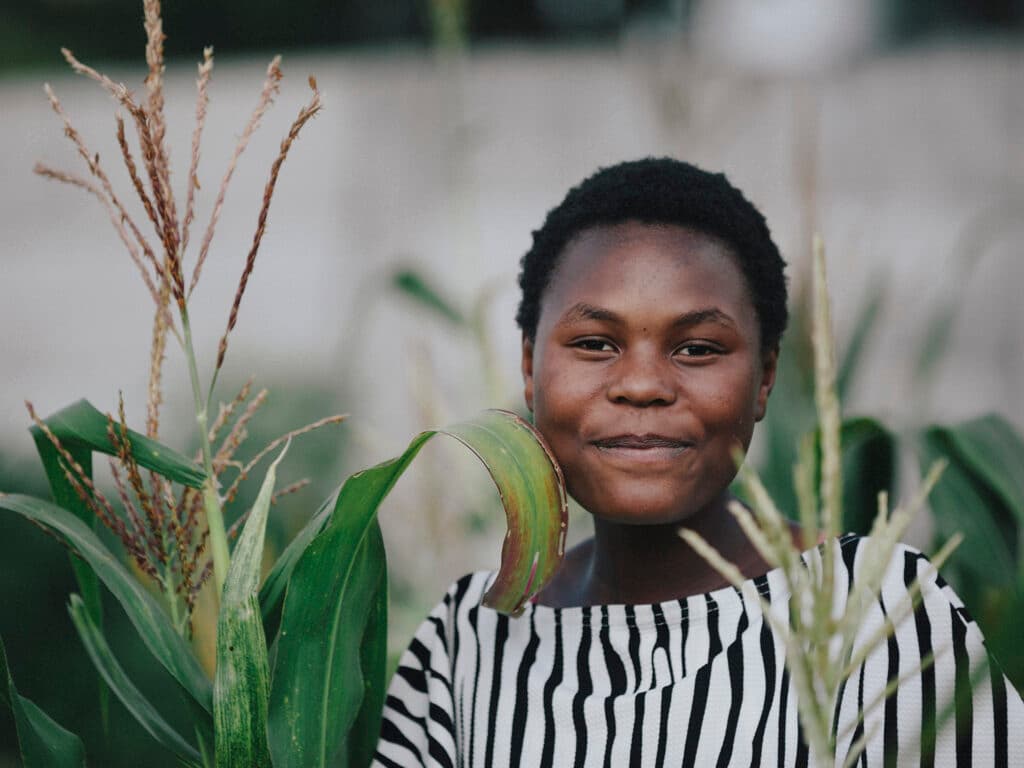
[503,533,858,629]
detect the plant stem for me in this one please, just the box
[180,303,230,597]
[162,564,182,631]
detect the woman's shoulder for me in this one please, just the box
[419,570,499,630]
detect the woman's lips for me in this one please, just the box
[591,434,692,462]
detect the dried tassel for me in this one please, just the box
[213,388,269,470]
[222,413,344,504]
[146,280,172,439]
[180,47,214,258]
[206,378,253,445]
[111,400,166,557]
[190,56,283,297]
[141,0,177,243]
[116,114,162,247]
[214,75,321,373]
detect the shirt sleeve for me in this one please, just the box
[373,574,477,768]
[835,539,1024,766]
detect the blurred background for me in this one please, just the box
[2,0,1023,763]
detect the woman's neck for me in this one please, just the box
[537,491,785,607]
[588,494,760,604]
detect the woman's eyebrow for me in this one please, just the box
[555,303,736,329]
[671,308,736,329]
[556,302,620,326]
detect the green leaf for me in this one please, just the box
[392,268,467,326]
[919,427,1017,593]
[214,447,288,768]
[938,415,1024,531]
[836,418,897,535]
[0,494,213,718]
[32,399,205,488]
[344,568,388,768]
[67,595,202,766]
[1,631,86,768]
[790,418,897,536]
[259,487,336,632]
[920,419,1024,691]
[753,328,817,518]
[267,409,567,768]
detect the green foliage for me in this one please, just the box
[31,400,206,489]
[268,409,567,766]
[2,404,566,766]
[796,417,897,536]
[213,448,288,768]
[753,256,1024,699]
[0,493,214,718]
[920,415,1024,688]
[67,596,202,766]
[1,632,86,768]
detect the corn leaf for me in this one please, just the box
[807,418,896,535]
[267,409,567,768]
[936,415,1024,531]
[32,400,205,487]
[214,449,287,768]
[344,568,388,768]
[0,494,213,718]
[66,595,202,765]
[258,487,337,633]
[919,428,1017,591]
[392,267,467,326]
[921,417,1024,689]
[1,631,86,768]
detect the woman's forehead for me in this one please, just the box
[542,222,751,317]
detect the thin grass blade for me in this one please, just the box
[67,595,201,765]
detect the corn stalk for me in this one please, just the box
[680,236,962,765]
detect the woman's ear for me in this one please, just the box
[754,345,779,422]
[521,335,535,413]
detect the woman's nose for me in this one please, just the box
[606,349,677,407]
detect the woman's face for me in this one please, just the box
[521,221,777,526]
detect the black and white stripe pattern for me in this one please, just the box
[374,536,1024,767]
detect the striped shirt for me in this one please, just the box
[374,535,1024,766]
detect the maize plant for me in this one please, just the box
[0,2,568,765]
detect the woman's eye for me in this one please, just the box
[676,343,718,358]
[573,338,615,353]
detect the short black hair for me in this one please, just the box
[516,157,788,351]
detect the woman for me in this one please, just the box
[374,158,1023,766]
